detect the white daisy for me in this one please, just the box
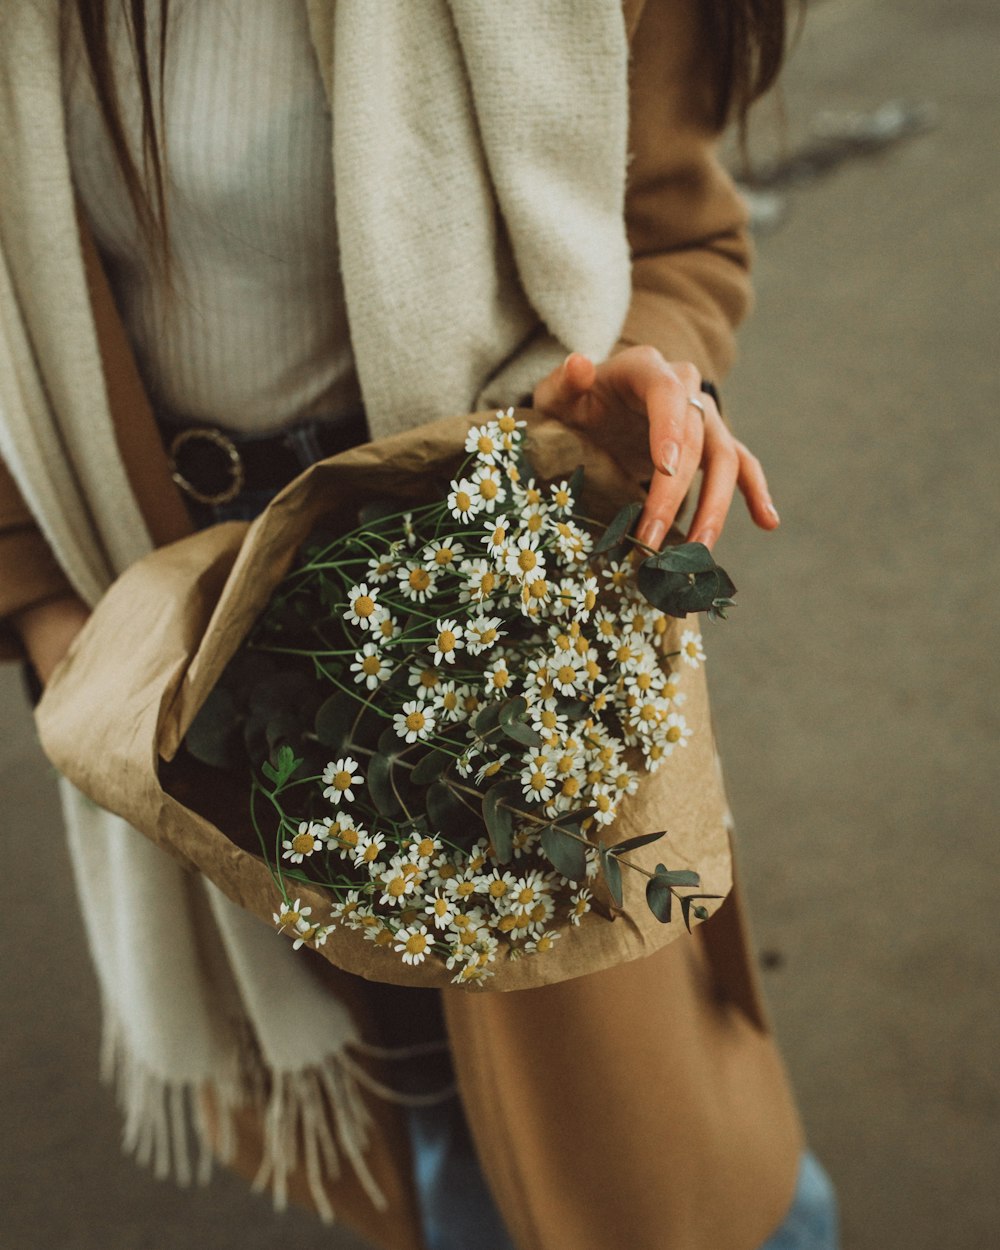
[372,609,402,643]
[503,532,545,583]
[520,754,557,804]
[482,656,514,696]
[423,539,464,569]
[471,464,507,513]
[281,820,323,864]
[474,752,511,784]
[447,479,483,522]
[344,582,381,629]
[423,889,458,930]
[273,897,310,931]
[397,561,438,603]
[679,629,706,668]
[379,861,418,907]
[292,920,334,951]
[549,479,575,514]
[393,700,436,744]
[465,614,504,655]
[365,553,397,585]
[430,618,464,665]
[464,423,503,464]
[409,664,445,700]
[568,888,593,926]
[350,642,390,690]
[481,516,511,560]
[524,928,562,955]
[322,757,363,804]
[353,830,387,868]
[459,558,501,605]
[394,923,432,965]
[660,711,693,753]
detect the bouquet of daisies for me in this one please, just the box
[183,410,737,986]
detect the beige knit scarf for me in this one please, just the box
[0,0,631,1219]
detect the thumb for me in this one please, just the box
[533,352,596,416]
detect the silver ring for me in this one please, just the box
[687,395,706,415]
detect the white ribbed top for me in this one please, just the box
[62,0,363,434]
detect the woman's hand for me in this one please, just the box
[532,347,780,551]
[12,594,91,687]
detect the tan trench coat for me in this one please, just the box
[0,2,804,1247]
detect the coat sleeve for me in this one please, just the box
[0,456,76,661]
[614,0,755,382]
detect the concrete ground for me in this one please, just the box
[2,0,997,1246]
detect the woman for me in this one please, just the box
[0,1,837,1247]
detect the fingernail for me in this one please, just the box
[640,519,666,551]
[766,503,780,523]
[660,442,680,476]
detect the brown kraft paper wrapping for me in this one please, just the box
[36,411,732,991]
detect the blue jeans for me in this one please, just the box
[407,1095,839,1250]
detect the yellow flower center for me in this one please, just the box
[478,477,499,500]
[454,490,472,513]
[536,934,554,952]
[405,932,428,955]
[666,725,682,743]
[499,413,518,433]
[291,832,316,855]
[639,705,659,723]
[437,862,458,880]
[416,836,436,858]
[408,568,431,592]
[557,753,576,775]
[353,594,375,618]
[530,901,549,922]
[379,617,396,638]
[483,759,503,777]
[583,589,597,610]
[456,880,476,897]
[586,659,601,680]
[540,709,558,729]
[362,655,381,676]
[402,862,422,879]
[492,668,511,688]
[388,877,408,897]
[561,777,581,798]
[598,619,615,637]
[374,928,394,946]
[497,914,518,932]
[517,886,537,905]
[362,842,381,862]
[557,665,577,686]
[526,512,544,532]
[554,489,570,508]
[490,526,506,546]
[405,710,427,733]
[489,879,509,898]
[280,909,301,928]
[529,772,548,792]
[595,793,612,812]
[418,669,439,689]
[477,434,495,455]
[338,826,360,847]
[517,549,538,572]
[635,671,652,690]
[333,770,353,791]
[434,546,455,565]
[437,630,456,653]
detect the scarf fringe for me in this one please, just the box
[99,1009,388,1225]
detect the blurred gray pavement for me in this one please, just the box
[2,0,997,1246]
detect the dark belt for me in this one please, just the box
[162,410,369,506]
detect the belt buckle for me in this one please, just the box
[167,427,245,506]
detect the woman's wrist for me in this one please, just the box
[11,593,91,687]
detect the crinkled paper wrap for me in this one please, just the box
[36,412,732,990]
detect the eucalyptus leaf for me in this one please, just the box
[501,719,544,748]
[315,692,356,751]
[592,500,643,556]
[427,780,473,840]
[410,748,451,786]
[185,687,243,770]
[645,869,673,924]
[540,824,588,882]
[498,696,528,727]
[368,753,402,817]
[680,893,723,933]
[567,463,586,501]
[473,700,503,738]
[608,829,667,857]
[600,847,623,908]
[641,541,717,575]
[636,560,737,619]
[482,779,521,863]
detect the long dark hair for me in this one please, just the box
[72,0,795,268]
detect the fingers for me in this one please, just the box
[532,352,597,418]
[735,440,781,531]
[685,419,740,549]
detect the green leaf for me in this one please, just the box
[368,753,402,817]
[261,744,303,789]
[315,692,357,751]
[567,463,586,500]
[501,719,544,748]
[185,687,243,770]
[540,824,588,882]
[427,780,473,840]
[498,696,528,726]
[378,725,404,758]
[636,558,737,619]
[680,893,723,933]
[658,868,701,888]
[592,501,643,556]
[608,829,667,857]
[482,779,521,863]
[473,700,503,738]
[645,867,673,924]
[600,847,623,908]
[551,805,598,826]
[641,541,717,575]
[410,748,451,786]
